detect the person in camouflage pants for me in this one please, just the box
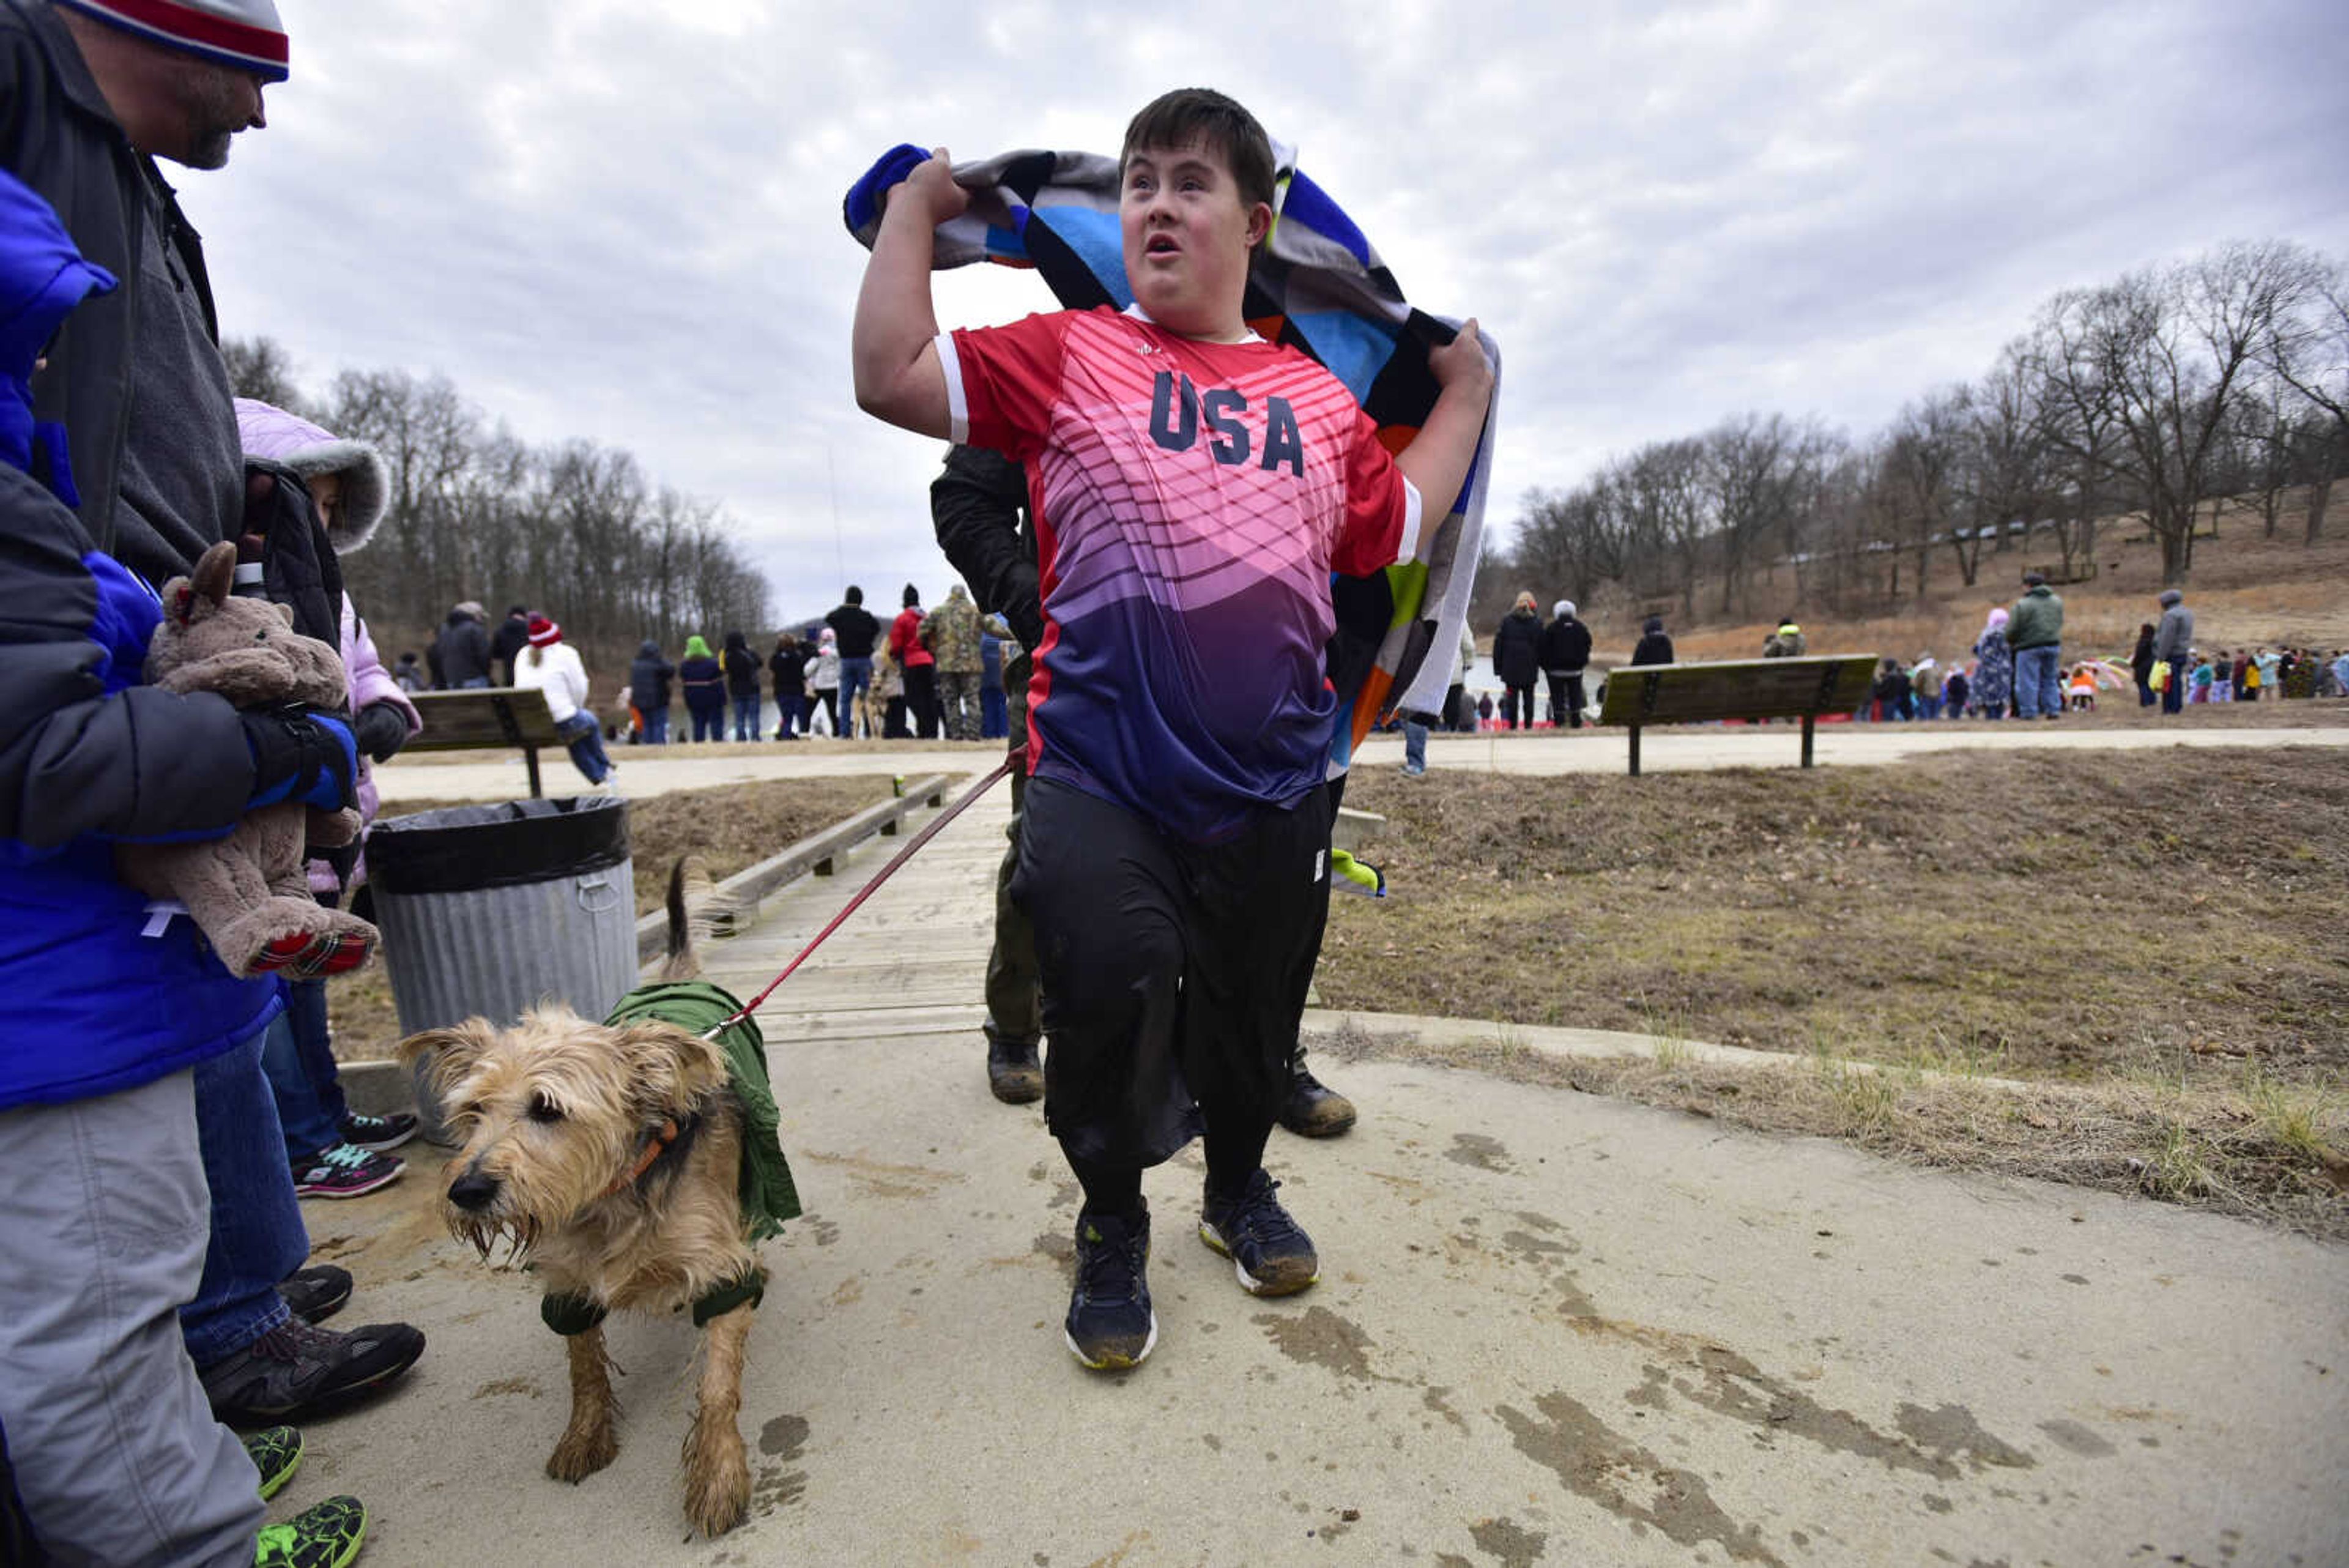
[921,583,985,741]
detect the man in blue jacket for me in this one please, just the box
[2,4,384,1561]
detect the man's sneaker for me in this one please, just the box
[202,1317,426,1424]
[254,1495,367,1568]
[1199,1170,1320,1298]
[243,1425,303,1501]
[291,1143,403,1199]
[1064,1205,1156,1371]
[1278,1065,1357,1139]
[985,1036,1044,1105]
[338,1111,417,1153]
[278,1265,351,1325]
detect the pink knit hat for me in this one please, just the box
[56,0,289,83]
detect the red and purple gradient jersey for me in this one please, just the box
[940,305,1421,842]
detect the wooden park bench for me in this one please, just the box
[1597,655,1878,776]
[403,688,568,798]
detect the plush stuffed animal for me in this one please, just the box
[114,541,377,979]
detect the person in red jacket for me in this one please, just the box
[889,582,938,738]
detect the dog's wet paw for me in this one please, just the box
[546,1425,618,1482]
[683,1446,750,1537]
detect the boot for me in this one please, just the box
[986,1036,1044,1105]
[1278,1063,1356,1138]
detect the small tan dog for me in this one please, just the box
[399,863,798,1537]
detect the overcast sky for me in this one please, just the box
[183,0,2348,622]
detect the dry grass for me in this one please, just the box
[1308,1020,2349,1241]
[327,775,902,1059]
[1321,746,2349,1233]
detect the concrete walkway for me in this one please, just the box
[374,723,2349,804]
[302,781,2347,1567]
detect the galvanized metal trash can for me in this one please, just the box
[368,796,636,1144]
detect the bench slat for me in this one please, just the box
[403,688,567,751]
[1597,655,1878,726]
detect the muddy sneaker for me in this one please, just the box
[253,1494,367,1568]
[985,1036,1044,1105]
[242,1426,303,1501]
[202,1318,426,1424]
[277,1265,351,1325]
[1064,1205,1156,1371]
[1199,1170,1319,1297]
[291,1144,403,1200]
[1277,1065,1356,1139]
[337,1111,418,1153]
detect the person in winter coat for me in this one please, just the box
[1762,617,1806,658]
[679,633,726,741]
[488,604,531,687]
[2153,590,2194,716]
[721,630,762,741]
[2130,623,2159,708]
[806,626,842,735]
[979,617,1009,740]
[1972,608,2014,719]
[2003,573,2065,719]
[1491,591,1545,729]
[236,397,425,1195]
[1449,623,1477,730]
[921,582,984,740]
[1630,614,1675,667]
[514,615,612,784]
[1910,656,1941,719]
[889,583,938,740]
[825,586,881,733]
[629,639,675,743]
[1538,600,1593,729]
[1,53,392,1559]
[875,646,909,738]
[392,650,427,693]
[429,600,493,689]
[770,633,808,739]
[1942,665,1970,717]
[1871,658,1911,722]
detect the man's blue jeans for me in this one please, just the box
[556,712,612,782]
[1402,715,1430,774]
[181,1031,305,1367]
[2014,645,2062,718]
[258,981,343,1160]
[731,694,760,741]
[837,656,874,737]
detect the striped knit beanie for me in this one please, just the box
[56,0,289,83]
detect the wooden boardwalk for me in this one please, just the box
[694,776,1011,1047]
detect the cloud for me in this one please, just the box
[180,0,2348,605]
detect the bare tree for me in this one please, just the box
[220,335,307,414]
[2262,257,2349,541]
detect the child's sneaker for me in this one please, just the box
[1199,1170,1319,1297]
[338,1111,418,1154]
[253,1494,367,1568]
[291,1144,403,1200]
[242,1425,303,1501]
[1064,1204,1156,1371]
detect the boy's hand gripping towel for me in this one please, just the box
[845,143,1500,771]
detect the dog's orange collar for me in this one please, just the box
[603,1118,681,1200]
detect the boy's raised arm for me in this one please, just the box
[851,148,969,438]
[1392,319,1493,556]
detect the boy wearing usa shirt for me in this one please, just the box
[855,88,1491,1370]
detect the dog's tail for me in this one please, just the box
[660,856,721,982]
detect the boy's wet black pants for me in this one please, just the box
[1012,775,1333,1205]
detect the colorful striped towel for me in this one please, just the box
[844,143,1500,770]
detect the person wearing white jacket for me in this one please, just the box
[515,614,614,784]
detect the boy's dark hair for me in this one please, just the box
[845,585,863,605]
[902,582,920,608]
[1121,88,1277,214]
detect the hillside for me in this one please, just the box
[1488,492,2349,669]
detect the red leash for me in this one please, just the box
[700,759,1014,1037]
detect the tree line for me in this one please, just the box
[224,337,771,666]
[1505,240,2349,622]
